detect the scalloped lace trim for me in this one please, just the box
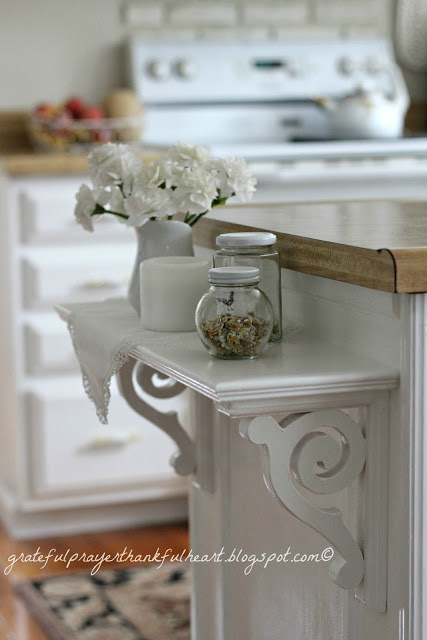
[67,318,136,424]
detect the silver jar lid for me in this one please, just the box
[216,232,277,248]
[208,266,260,285]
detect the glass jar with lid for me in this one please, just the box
[195,266,273,360]
[213,232,282,342]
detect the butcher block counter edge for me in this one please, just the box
[193,204,427,294]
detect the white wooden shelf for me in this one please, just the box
[126,331,399,416]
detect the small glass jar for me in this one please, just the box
[213,232,282,342]
[195,266,273,360]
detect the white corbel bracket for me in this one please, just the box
[116,357,196,476]
[240,410,366,592]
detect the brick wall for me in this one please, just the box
[123,0,392,40]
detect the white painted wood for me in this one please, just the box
[400,294,427,640]
[241,410,366,591]
[24,313,79,373]
[0,174,188,538]
[87,279,407,637]
[191,391,215,493]
[240,402,390,612]
[21,246,131,308]
[189,406,229,640]
[0,483,188,540]
[0,173,21,498]
[18,180,130,245]
[127,336,399,416]
[357,395,390,613]
[93,308,398,632]
[281,268,402,369]
[26,376,186,496]
[56,300,398,415]
[192,405,348,640]
[54,259,427,638]
[116,357,196,477]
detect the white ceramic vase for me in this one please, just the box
[128,219,194,315]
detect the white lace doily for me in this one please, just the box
[58,298,151,423]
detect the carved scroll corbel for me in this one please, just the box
[117,357,196,476]
[240,410,366,590]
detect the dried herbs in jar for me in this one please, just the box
[195,267,273,360]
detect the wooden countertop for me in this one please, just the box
[1,151,90,176]
[194,200,427,294]
[0,150,163,177]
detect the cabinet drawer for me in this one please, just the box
[27,378,188,496]
[24,315,78,374]
[18,179,129,244]
[21,246,131,308]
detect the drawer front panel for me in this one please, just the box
[18,180,131,244]
[27,379,188,496]
[24,316,78,374]
[20,194,127,244]
[21,246,132,308]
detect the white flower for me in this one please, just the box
[134,160,166,189]
[75,141,258,234]
[88,143,143,192]
[174,166,218,215]
[88,142,142,172]
[124,187,177,226]
[109,186,127,217]
[87,143,118,166]
[214,157,257,203]
[161,159,186,189]
[74,184,97,231]
[167,142,211,169]
[86,186,127,220]
[93,187,112,208]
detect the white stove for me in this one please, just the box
[126,38,427,202]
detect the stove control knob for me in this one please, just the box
[146,59,170,80]
[175,59,196,79]
[337,56,355,76]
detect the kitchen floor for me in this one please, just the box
[0,521,189,639]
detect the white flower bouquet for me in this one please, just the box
[75,142,257,231]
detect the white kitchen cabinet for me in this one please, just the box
[0,174,187,539]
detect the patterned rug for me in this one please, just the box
[15,563,191,640]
